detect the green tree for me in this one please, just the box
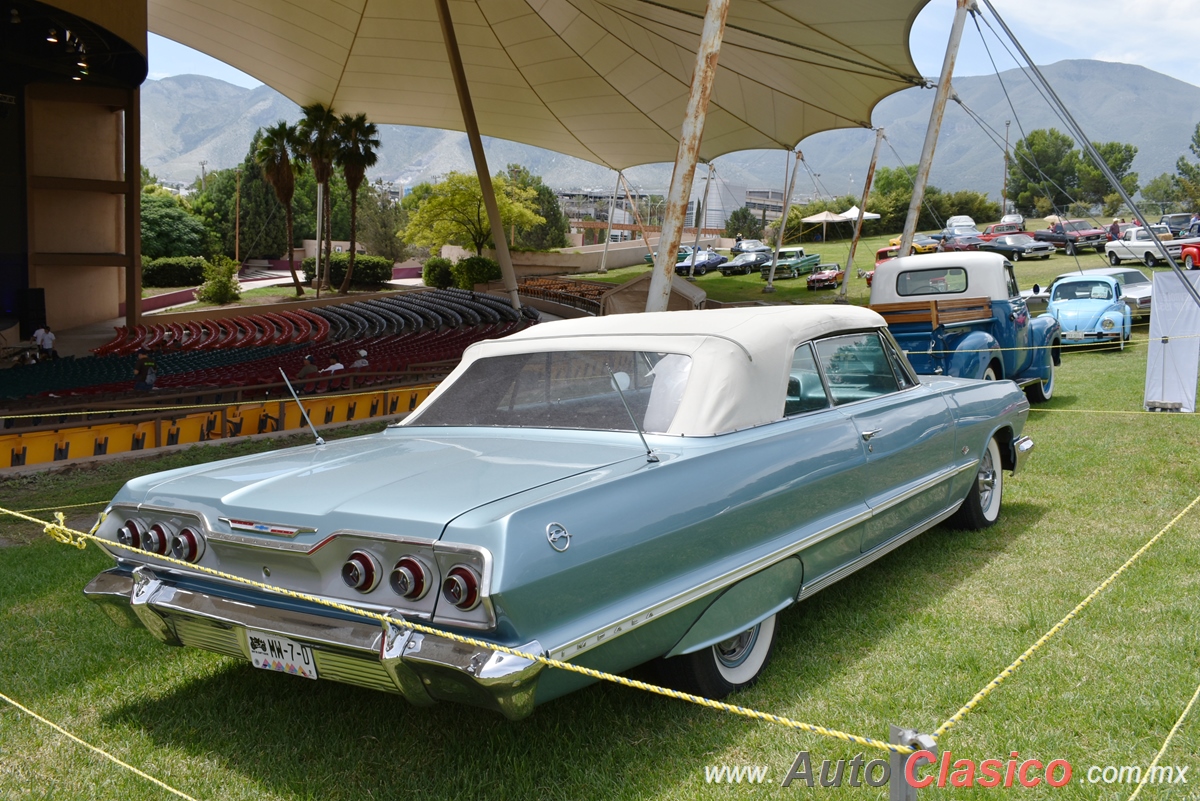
[1077,141,1139,206]
[403,171,543,255]
[1175,122,1200,209]
[871,165,917,196]
[505,164,568,251]
[140,164,158,189]
[1008,128,1080,216]
[358,180,409,263]
[724,206,764,240]
[1142,172,1182,214]
[255,121,305,296]
[296,102,339,289]
[140,191,207,259]
[236,132,288,262]
[334,112,381,293]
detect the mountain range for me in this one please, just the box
[142,60,1200,201]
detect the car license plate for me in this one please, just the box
[1064,331,1085,341]
[246,629,318,680]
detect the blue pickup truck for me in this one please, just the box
[869,252,1061,402]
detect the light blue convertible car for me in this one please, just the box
[85,307,1032,718]
[1044,273,1131,346]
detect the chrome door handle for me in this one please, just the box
[861,428,882,441]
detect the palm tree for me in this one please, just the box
[296,102,338,291]
[255,122,305,297]
[335,112,381,294]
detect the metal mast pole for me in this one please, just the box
[764,149,800,293]
[688,163,713,279]
[1002,120,1010,214]
[900,0,975,254]
[598,171,621,274]
[314,182,323,299]
[435,0,521,310]
[645,0,731,312]
[619,175,655,260]
[837,128,884,301]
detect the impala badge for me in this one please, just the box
[546,523,571,552]
[220,517,316,538]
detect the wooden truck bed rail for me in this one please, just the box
[870,296,992,328]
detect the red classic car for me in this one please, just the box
[807,265,845,290]
[980,221,1025,240]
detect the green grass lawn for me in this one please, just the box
[2,335,1198,799]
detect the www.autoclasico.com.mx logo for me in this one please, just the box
[704,751,1190,788]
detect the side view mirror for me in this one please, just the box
[610,371,631,391]
[1032,283,1041,295]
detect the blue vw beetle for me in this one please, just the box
[84,307,1032,718]
[1044,274,1131,346]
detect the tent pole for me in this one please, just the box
[900,0,975,255]
[619,175,655,263]
[764,149,800,293]
[598,171,621,274]
[645,0,731,312]
[837,127,884,301]
[688,163,713,279]
[435,0,521,310]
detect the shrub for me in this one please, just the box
[142,256,207,287]
[451,255,501,290]
[303,253,392,288]
[196,255,242,305]
[422,256,454,289]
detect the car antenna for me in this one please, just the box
[278,368,325,446]
[606,364,658,463]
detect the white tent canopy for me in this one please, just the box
[841,205,880,221]
[800,211,845,223]
[148,0,930,170]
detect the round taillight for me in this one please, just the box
[341,551,381,592]
[442,565,481,611]
[116,518,147,549]
[143,522,173,555]
[170,526,205,563]
[389,556,430,600]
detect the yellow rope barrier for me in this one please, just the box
[1127,678,1200,801]
[0,690,200,801]
[0,504,911,757]
[14,500,109,514]
[934,491,1200,740]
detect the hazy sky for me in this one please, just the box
[147,0,1200,92]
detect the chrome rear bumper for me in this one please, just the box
[84,567,544,719]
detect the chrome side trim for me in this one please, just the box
[797,504,961,600]
[548,463,973,661]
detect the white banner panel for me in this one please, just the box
[1145,272,1200,413]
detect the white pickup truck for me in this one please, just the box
[1104,225,1182,267]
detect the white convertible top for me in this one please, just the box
[410,306,886,436]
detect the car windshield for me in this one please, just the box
[896,267,968,296]
[730,253,759,264]
[1063,221,1095,232]
[1116,271,1149,287]
[1052,280,1112,301]
[1004,235,1035,245]
[408,350,692,433]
